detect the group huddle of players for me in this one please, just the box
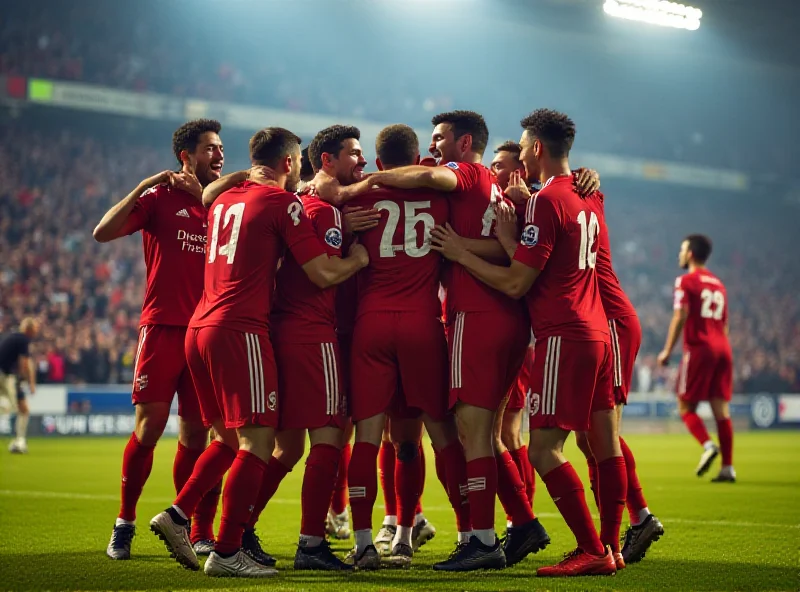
[96,107,734,579]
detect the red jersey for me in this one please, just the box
[585,192,637,321]
[513,175,609,341]
[121,184,206,327]
[443,161,523,315]
[189,182,326,335]
[350,187,449,318]
[673,268,730,351]
[271,196,343,343]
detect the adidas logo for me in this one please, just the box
[176,209,190,217]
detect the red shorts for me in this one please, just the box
[507,344,534,411]
[351,312,448,422]
[185,326,278,429]
[529,337,614,432]
[447,310,529,411]
[274,340,347,431]
[677,346,733,404]
[132,325,201,421]
[608,315,642,405]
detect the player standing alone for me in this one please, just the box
[94,120,225,560]
[0,318,39,454]
[658,235,735,482]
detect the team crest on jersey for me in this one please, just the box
[445,161,460,170]
[530,392,540,416]
[520,224,539,247]
[136,374,148,391]
[267,391,277,411]
[325,227,343,248]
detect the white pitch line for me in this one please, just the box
[1,489,798,531]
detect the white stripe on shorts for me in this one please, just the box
[609,320,623,388]
[451,312,465,389]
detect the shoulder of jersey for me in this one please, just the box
[140,183,168,198]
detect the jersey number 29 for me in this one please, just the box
[208,202,245,264]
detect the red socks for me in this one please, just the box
[379,440,397,518]
[541,462,604,556]
[330,442,350,515]
[716,418,734,466]
[173,442,203,494]
[597,456,627,553]
[438,441,471,532]
[682,412,711,446]
[416,443,426,516]
[301,444,341,538]
[466,456,497,532]
[619,437,647,521]
[173,440,236,519]
[509,445,534,509]
[191,479,221,543]
[586,456,600,510]
[118,432,155,522]
[348,442,380,532]
[496,450,535,525]
[247,456,292,529]
[215,450,267,555]
[396,445,423,528]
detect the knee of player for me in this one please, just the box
[395,440,419,462]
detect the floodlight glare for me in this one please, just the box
[603,0,703,31]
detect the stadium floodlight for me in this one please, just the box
[603,0,703,31]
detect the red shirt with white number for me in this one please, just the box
[673,269,729,351]
[271,196,344,343]
[120,184,207,327]
[513,175,609,341]
[190,182,327,336]
[584,192,637,321]
[443,161,523,315]
[350,187,449,318]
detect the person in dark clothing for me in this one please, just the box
[0,318,40,453]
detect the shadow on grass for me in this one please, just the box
[0,552,796,592]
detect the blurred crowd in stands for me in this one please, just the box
[3,2,795,177]
[0,119,797,394]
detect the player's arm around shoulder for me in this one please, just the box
[370,164,459,192]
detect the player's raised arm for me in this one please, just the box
[658,278,690,365]
[431,224,539,299]
[93,171,172,242]
[370,165,459,192]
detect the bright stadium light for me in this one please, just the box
[603,0,703,31]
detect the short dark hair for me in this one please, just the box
[494,141,521,159]
[172,119,222,165]
[519,109,576,159]
[431,110,489,156]
[249,127,302,168]
[308,125,361,172]
[375,124,419,168]
[300,146,315,180]
[685,234,713,263]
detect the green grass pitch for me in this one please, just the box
[1,431,798,591]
